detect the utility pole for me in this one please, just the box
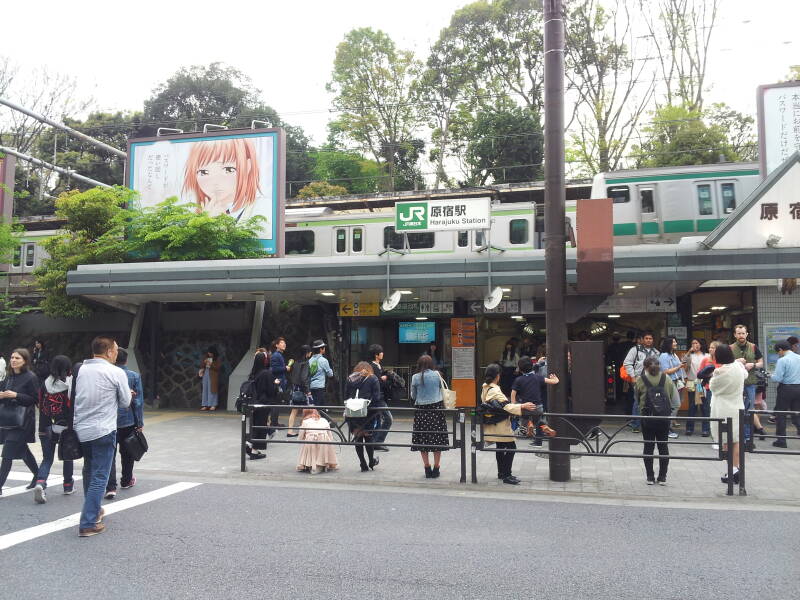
[544,0,570,482]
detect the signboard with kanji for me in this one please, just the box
[758,81,800,177]
[395,197,491,232]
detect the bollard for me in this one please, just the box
[725,417,733,496]
[241,409,248,473]
[738,410,748,496]
[470,410,478,484]
[459,409,467,484]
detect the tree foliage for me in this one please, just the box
[327,28,425,191]
[309,149,384,195]
[0,217,20,264]
[296,181,349,199]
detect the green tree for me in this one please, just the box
[326,28,425,191]
[34,186,132,318]
[309,148,384,195]
[705,102,756,161]
[143,62,314,195]
[125,198,267,261]
[633,104,737,167]
[464,101,542,185]
[0,217,19,263]
[296,181,349,199]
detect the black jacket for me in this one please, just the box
[289,360,311,394]
[0,370,39,444]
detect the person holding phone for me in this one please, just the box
[198,346,221,412]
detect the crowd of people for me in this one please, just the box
[0,337,143,537]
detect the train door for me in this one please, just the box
[471,229,487,251]
[332,226,366,256]
[695,182,719,232]
[637,185,660,241]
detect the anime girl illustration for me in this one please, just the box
[182,138,261,220]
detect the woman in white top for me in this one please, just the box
[499,340,520,396]
[708,344,747,484]
[682,338,711,436]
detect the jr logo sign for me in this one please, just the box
[396,202,428,230]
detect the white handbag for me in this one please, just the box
[439,374,457,409]
[344,390,371,417]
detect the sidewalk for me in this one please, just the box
[34,409,800,506]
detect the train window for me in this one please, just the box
[509,219,529,244]
[24,244,35,267]
[12,245,21,267]
[697,185,713,215]
[335,228,346,253]
[721,183,736,214]
[285,231,315,255]
[475,230,486,247]
[607,186,630,204]
[457,231,469,247]
[352,228,363,252]
[640,188,654,213]
[382,226,434,250]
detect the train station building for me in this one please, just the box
[62,153,800,411]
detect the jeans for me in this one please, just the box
[80,431,116,530]
[685,389,710,435]
[372,403,393,445]
[36,431,74,485]
[775,383,800,442]
[641,421,669,481]
[107,425,136,491]
[495,441,517,478]
[630,388,641,428]
[310,388,326,406]
[743,384,755,441]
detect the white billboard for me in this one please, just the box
[758,81,800,177]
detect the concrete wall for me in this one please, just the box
[756,285,800,407]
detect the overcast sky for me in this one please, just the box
[1,0,798,146]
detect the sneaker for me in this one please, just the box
[502,476,520,485]
[657,479,667,486]
[540,425,557,437]
[79,523,106,537]
[668,430,678,438]
[646,479,655,485]
[721,471,740,485]
[121,477,137,489]
[104,490,117,500]
[33,483,47,504]
[63,480,75,495]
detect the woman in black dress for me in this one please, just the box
[247,351,274,459]
[0,348,40,494]
[345,362,382,472]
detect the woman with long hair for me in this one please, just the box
[245,352,270,460]
[709,344,747,484]
[410,354,449,478]
[683,339,711,436]
[0,348,40,495]
[199,346,221,411]
[344,362,382,472]
[499,340,520,396]
[658,336,686,438]
[287,345,312,437]
[33,355,76,502]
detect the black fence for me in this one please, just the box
[738,408,800,496]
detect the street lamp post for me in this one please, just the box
[543,0,571,481]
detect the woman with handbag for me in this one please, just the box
[0,348,40,495]
[683,339,711,437]
[658,336,686,439]
[409,354,449,479]
[344,362,381,472]
[287,345,312,437]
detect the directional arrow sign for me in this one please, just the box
[469,302,482,314]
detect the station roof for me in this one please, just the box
[66,243,800,311]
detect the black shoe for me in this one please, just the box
[721,471,740,484]
[25,479,37,490]
[502,476,520,485]
[425,466,433,478]
[360,464,370,472]
[755,427,766,441]
[374,446,390,452]
[249,451,266,460]
[286,433,299,438]
[432,466,440,478]
[369,457,379,470]
[746,440,756,452]
[772,440,788,448]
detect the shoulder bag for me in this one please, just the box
[438,373,457,409]
[344,389,370,418]
[121,402,148,462]
[58,366,83,461]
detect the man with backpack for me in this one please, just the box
[634,356,678,485]
[309,340,334,406]
[622,331,660,433]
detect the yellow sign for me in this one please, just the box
[338,302,380,317]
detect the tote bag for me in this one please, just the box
[438,374,457,409]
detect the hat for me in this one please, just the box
[312,339,326,349]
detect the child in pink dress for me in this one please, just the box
[296,409,338,474]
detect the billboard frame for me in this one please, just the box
[757,80,800,180]
[125,127,286,257]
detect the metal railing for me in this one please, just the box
[470,412,741,496]
[240,404,467,482]
[738,408,800,497]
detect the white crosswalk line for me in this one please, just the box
[0,482,201,550]
[1,476,82,498]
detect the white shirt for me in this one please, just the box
[73,358,131,443]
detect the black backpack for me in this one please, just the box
[235,378,257,413]
[642,374,671,417]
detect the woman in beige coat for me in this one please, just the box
[481,363,537,485]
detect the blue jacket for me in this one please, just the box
[270,351,288,390]
[117,365,144,428]
[410,370,443,405]
[309,354,333,389]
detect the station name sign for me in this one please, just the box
[395,197,491,232]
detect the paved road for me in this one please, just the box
[1,473,798,600]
